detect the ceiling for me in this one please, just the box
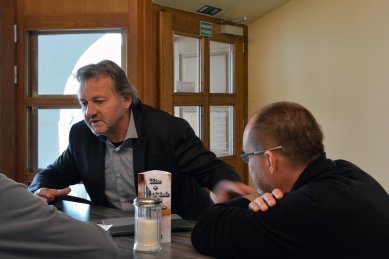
[152,0,289,25]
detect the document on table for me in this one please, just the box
[98,224,112,231]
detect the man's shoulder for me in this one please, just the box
[134,102,185,125]
[133,102,195,140]
[69,120,93,135]
[69,120,96,140]
[71,120,88,129]
[137,103,174,117]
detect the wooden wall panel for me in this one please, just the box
[141,3,158,107]
[24,15,128,30]
[158,10,173,113]
[0,6,16,178]
[25,0,128,16]
[127,0,158,107]
[0,0,13,8]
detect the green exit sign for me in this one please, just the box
[197,5,222,16]
[200,21,213,37]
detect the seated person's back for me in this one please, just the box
[191,101,389,258]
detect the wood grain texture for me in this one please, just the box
[25,0,128,16]
[0,6,16,178]
[24,15,128,30]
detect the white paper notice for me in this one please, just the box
[138,170,171,243]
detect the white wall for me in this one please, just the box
[248,0,389,191]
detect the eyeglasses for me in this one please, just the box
[240,146,282,163]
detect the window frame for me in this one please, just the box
[25,29,128,175]
[15,0,140,184]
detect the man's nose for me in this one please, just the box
[85,103,97,116]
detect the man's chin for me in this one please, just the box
[87,125,105,136]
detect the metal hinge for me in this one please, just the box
[14,65,17,85]
[14,24,17,43]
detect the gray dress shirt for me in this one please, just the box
[103,111,138,211]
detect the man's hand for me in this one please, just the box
[248,188,284,213]
[213,180,256,203]
[34,187,71,203]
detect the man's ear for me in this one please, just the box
[265,151,277,174]
[123,95,132,109]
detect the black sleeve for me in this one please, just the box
[191,197,254,258]
[172,117,241,190]
[191,194,323,258]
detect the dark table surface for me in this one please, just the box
[53,198,213,258]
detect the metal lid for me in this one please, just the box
[133,197,162,207]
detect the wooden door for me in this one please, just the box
[159,8,248,182]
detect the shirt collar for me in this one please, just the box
[126,111,138,139]
[291,153,335,191]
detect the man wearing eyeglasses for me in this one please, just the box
[191,101,389,258]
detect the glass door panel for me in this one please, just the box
[210,106,234,157]
[210,41,234,93]
[174,106,202,139]
[174,35,201,93]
